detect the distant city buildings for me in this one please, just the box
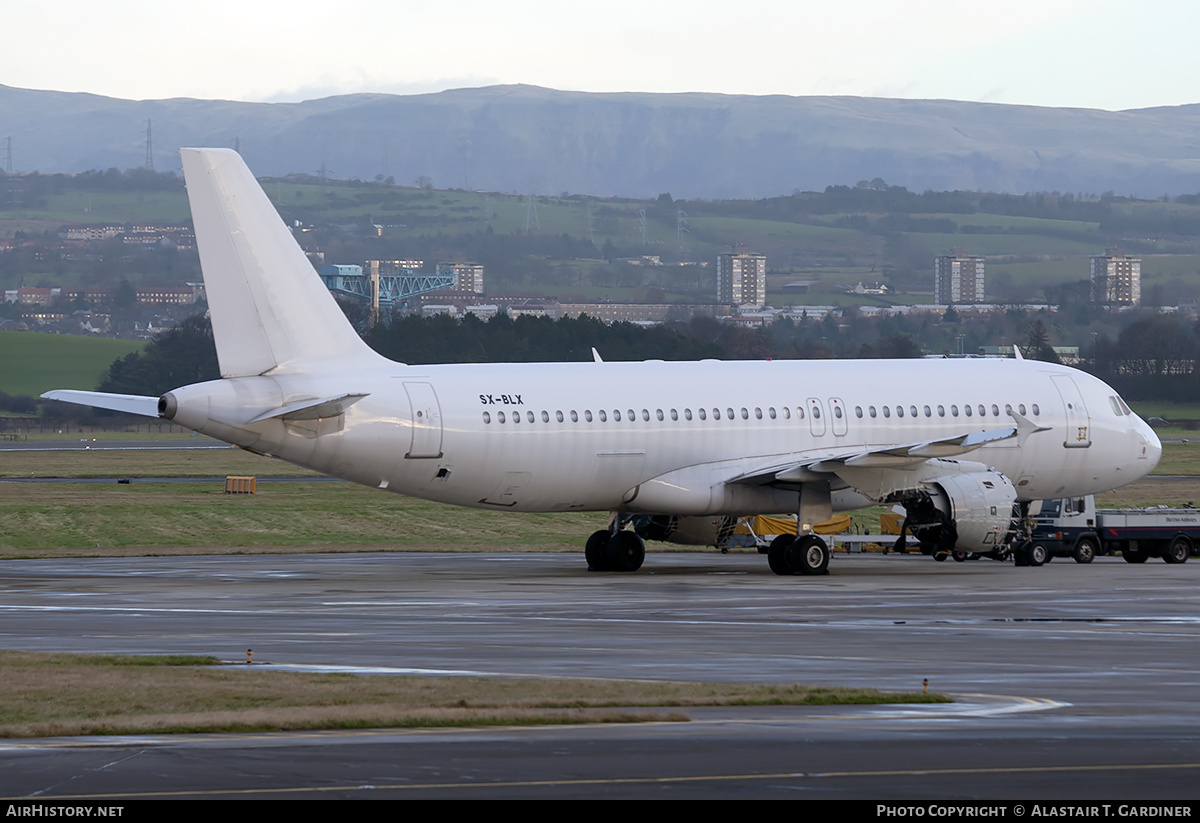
[58,223,194,249]
[364,259,423,278]
[934,251,986,304]
[716,251,766,307]
[850,281,889,295]
[3,285,201,306]
[1090,247,1141,305]
[409,296,716,325]
[436,262,485,294]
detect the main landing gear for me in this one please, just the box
[1012,540,1049,567]
[585,528,646,572]
[766,533,831,576]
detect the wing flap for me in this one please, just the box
[731,424,1020,485]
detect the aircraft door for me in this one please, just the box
[807,398,826,436]
[1051,375,1091,449]
[828,397,848,436]
[403,382,444,458]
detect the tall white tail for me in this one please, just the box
[181,148,384,377]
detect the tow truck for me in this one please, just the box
[1028,495,1200,565]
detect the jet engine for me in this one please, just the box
[899,470,1018,554]
[632,515,738,546]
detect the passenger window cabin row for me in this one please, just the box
[481,402,1047,426]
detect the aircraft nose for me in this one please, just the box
[1140,422,1162,471]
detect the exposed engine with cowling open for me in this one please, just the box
[896,470,1019,558]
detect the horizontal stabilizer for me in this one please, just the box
[245,393,369,424]
[40,390,160,418]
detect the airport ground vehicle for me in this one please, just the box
[1027,495,1200,565]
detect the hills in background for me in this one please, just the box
[3,84,1200,199]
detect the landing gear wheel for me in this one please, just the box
[1164,537,1191,564]
[1014,541,1045,566]
[1073,538,1097,564]
[786,535,830,576]
[768,535,795,576]
[585,530,611,571]
[952,551,967,562]
[933,552,948,562]
[607,531,646,572]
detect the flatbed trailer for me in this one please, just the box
[1030,496,1199,565]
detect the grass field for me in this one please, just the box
[1150,442,1200,475]
[1,441,1195,557]
[0,444,321,477]
[0,478,608,556]
[1131,401,1200,421]
[0,330,143,397]
[0,651,946,737]
[0,191,192,225]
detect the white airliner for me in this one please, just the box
[44,148,1162,575]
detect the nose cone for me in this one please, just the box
[1139,418,1162,473]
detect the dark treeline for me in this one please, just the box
[13,304,1200,418]
[364,312,720,364]
[1099,208,1200,238]
[1090,314,1200,403]
[80,311,927,403]
[335,309,962,366]
[96,315,219,396]
[670,184,1115,226]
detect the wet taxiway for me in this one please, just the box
[1,551,1199,799]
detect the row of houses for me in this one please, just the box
[57,223,195,249]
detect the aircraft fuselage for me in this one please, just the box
[164,355,1160,516]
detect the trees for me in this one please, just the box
[1021,318,1061,363]
[1110,315,1197,376]
[97,314,219,396]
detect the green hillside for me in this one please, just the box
[9,171,1200,309]
[0,331,143,397]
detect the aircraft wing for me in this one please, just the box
[40,390,160,418]
[729,417,1047,488]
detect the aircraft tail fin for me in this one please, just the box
[180,148,384,378]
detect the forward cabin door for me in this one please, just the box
[1051,375,1091,449]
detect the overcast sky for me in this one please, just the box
[5,0,1195,111]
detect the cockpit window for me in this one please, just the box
[1109,396,1123,416]
[1116,396,1132,415]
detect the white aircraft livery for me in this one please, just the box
[44,148,1163,575]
